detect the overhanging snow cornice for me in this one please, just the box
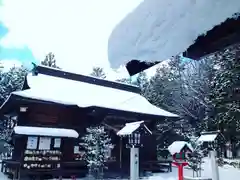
[108,0,240,70]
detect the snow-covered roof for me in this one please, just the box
[11,72,178,117]
[14,126,79,138]
[197,134,218,142]
[108,0,240,69]
[168,141,193,155]
[117,121,152,136]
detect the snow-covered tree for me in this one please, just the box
[133,71,148,89]
[204,44,240,144]
[0,66,27,157]
[143,56,213,131]
[0,66,28,104]
[141,56,214,149]
[187,150,203,177]
[187,136,204,177]
[81,126,114,178]
[90,67,106,79]
[41,52,60,69]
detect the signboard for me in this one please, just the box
[26,136,38,149]
[39,137,51,150]
[74,146,80,154]
[54,138,61,148]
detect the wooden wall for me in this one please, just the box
[14,101,162,172]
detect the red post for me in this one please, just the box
[173,162,188,180]
[178,164,183,180]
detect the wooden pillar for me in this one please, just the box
[120,137,122,169]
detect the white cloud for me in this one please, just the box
[0,0,143,78]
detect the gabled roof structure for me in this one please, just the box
[0,65,178,119]
[168,141,193,155]
[117,121,152,136]
[197,130,225,143]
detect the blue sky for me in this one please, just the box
[0,22,36,68]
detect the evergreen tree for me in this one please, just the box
[187,136,204,177]
[90,67,106,79]
[133,72,148,87]
[0,66,28,104]
[133,71,149,95]
[204,44,240,142]
[0,65,28,156]
[41,52,60,68]
[144,58,180,112]
[143,57,208,149]
[81,126,114,178]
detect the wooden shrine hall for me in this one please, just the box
[0,65,178,179]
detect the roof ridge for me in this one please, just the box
[32,64,141,94]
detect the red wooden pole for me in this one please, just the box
[173,162,188,180]
[178,164,183,180]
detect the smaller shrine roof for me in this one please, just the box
[14,126,79,138]
[117,121,152,136]
[168,141,193,155]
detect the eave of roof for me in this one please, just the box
[0,65,179,118]
[108,0,240,69]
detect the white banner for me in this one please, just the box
[39,137,51,150]
[26,136,38,149]
[54,138,61,148]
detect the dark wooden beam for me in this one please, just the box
[183,15,240,59]
[126,59,159,76]
[35,65,140,94]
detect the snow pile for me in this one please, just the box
[108,0,240,68]
[184,157,240,180]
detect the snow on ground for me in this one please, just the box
[1,158,240,180]
[148,160,240,180]
[51,160,240,180]
[183,158,240,180]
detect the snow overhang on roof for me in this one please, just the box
[197,131,219,142]
[14,126,79,138]
[108,0,240,69]
[8,71,178,118]
[168,141,193,155]
[117,121,152,136]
